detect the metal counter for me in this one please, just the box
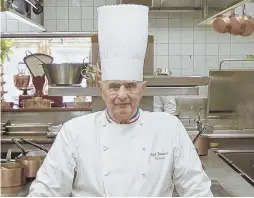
[1,150,253,197]
[200,150,254,197]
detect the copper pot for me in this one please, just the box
[228,9,246,35]
[213,14,231,33]
[11,138,45,178]
[13,63,30,89]
[192,135,209,156]
[22,97,53,108]
[241,4,254,37]
[15,156,43,178]
[0,162,26,187]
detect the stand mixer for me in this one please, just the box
[18,51,63,107]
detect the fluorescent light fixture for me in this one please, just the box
[3,9,46,31]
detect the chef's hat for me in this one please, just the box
[97,4,149,81]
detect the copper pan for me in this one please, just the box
[1,149,26,188]
[213,14,231,33]
[228,9,246,35]
[241,4,254,36]
[191,125,210,156]
[11,138,44,179]
[191,135,209,156]
[1,163,26,187]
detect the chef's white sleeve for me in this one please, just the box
[172,119,213,197]
[28,123,77,197]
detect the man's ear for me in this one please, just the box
[98,81,105,100]
[142,81,147,90]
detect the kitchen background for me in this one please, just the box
[1,2,254,194]
[1,0,254,100]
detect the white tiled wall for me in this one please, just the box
[0,13,42,33]
[1,0,254,77]
[0,12,44,33]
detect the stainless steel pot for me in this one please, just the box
[42,62,89,86]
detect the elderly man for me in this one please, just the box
[28,4,213,197]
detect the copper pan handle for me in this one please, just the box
[11,137,26,156]
[19,138,49,153]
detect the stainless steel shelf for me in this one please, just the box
[144,75,211,87]
[48,86,199,96]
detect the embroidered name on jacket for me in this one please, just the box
[150,152,169,160]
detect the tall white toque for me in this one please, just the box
[97,4,149,81]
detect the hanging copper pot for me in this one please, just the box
[213,14,231,33]
[228,9,246,35]
[240,4,254,37]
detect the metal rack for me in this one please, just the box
[48,86,200,97]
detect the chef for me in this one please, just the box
[28,4,213,197]
[154,70,177,115]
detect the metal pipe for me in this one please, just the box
[1,32,96,38]
[25,0,37,9]
[219,59,254,70]
[217,149,254,153]
[203,0,208,18]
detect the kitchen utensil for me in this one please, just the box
[1,163,26,187]
[47,124,62,138]
[22,96,53,108]
[48,124,62,132]
[81,63,101,87]
[192,135,209,156]
[23,51,53,77]
[23,51,53,98]
[19,138,49,153]
[192,125,208,144]
[154,68,172,76]
[212,14,231,33]
[42,62,89,86]
[192,125,210,156]
[1,100,14,109]
[240,4,254,36]
[13,62,30,89]
[11,138,45,178]
[32,0,43,15]
[228,9,246,35]
[6,148,12,163]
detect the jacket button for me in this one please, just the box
[102,123,106,127]
[140,122,143,126]
[104,172,110,176]
[103,146,108,151]
[142,148,146,151]
[142,173,146,177]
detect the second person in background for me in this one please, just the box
[154,68,177,115]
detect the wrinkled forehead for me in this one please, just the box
[102,80,141,86]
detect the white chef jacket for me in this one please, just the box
[28,109,213,197]
[154,96,177,115]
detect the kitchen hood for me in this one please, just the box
[120,0,253,24]
[1,0,45,31]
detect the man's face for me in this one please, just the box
[100,80,147,122]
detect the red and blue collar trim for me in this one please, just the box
[105,108,140,124]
